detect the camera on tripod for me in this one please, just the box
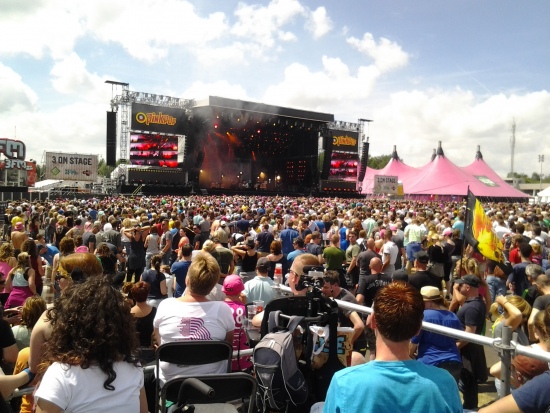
[295,265,325,292]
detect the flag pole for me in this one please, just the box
[459,186,471,277]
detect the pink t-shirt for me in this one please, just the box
[224,300,252,371]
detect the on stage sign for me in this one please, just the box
[374,175,399,195]
[45,152,98,182]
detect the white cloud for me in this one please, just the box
[0,64,39,113]
[50,53,111,102]
[370,89,550,177]
[305,7,332,39]
[0,0,83,59]
[347,33,409,72]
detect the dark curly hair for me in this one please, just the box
[41,277,139,390]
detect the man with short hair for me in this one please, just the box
[255,223,274,257]
[279,220,299,256]
[527,273,550,341]
[404,218,425,272]
[324,282,462,413]
[243,257,276,304]
[11,221,28,252]
[305,231,324,264]
[455,274,488,410]
[322,270,367,363]
[286,236,305,265]
[381,228,398,278]
[357,238,380,284]
[210,237,235,279]
[345,230,361,292]
[408,251,443,291]
[508,242,533,296]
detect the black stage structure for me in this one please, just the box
[109,92,365,197]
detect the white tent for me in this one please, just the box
[537,185,550,202]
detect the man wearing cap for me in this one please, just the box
[243,257,276,304]
[324,282,462,413]
[454,274,488,410]
[11,221,28,253]
[222,274,252,372]
[408,251,442,291]
[410,286,463,383]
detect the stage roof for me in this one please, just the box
[193,96,334,123]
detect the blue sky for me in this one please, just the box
[1,0,549,178]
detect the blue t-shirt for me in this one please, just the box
[41,245,60,266]
[410,309,462,366]
[170,260,191,298]
[324,360,462,413]
[512,370,550,413]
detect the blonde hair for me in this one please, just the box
[187,252,220,296]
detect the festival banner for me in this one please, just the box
[45,152,98,182]
[131,103,187,135]
[330,130,358,153]
[464,189,504,263]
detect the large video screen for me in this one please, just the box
[129,133,178,168]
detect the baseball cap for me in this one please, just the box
[420,286,441,301]
[220,221,227,227]
[414,250,430,264]
[222,274,245,295]
[455,274,480,288]
[256,257,270,272]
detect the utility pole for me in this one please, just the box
[539,154,545,193]
[510,119,516,179]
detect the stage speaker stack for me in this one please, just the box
[106,111,117,167]
[357,141,370,182]
[320,133,333,180]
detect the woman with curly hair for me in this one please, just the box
[29,253,103,373]
[34,276,147,413]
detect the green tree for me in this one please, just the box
[97,158,115,178]
[367,154,393,170]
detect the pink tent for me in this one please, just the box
[404,143,528,198]
[461,146,528,198]
[359,146,419,193]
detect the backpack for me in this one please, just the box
[253,311,308,412]
[357,240,367,252]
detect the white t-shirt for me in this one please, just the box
[154,299,234,382]
[35,362,143,413]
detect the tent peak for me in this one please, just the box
[392,145,399,160]
[436,141,445,156]
[475,145,483,160]
[431,149,436,161]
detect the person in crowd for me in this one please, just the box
[479,307,550,413]
[231,237,258,283]
[51,237,75,283]
[0,243,17,291]
[409,250,443,291]
[243,257,276,305]
[4,252,36,309]
[222,275,252,372]
[29,252,104,373]
[527,273,550,342]
[323,234,348,288]
[321,270,367,365]
[34,277,147,413]
[279,219,299,256]
[143,225,160,270]
[21,239,45,296]
[265,240,288,280]
[130,281,157,363]
[485,260,508,305]
[508,242,533,296]
[209,237,235,279]
[454,274,488,411]
[409,286,463,383]
[126,222,147,283]
[11,222,29,255]
[345,230,361,292]
[287,236,305,265]
[96,242,118,276]
[140,254,167,308]
[427,234,446,278]
[11,295,47,350]
[523,264,544,308]
[52,217,68,249]
[171,244,193,298]
[153,252,234,383]
[381,227,398,278]
[324,282,462,413]
[403,218,425,273]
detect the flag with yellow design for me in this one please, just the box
[464,190,505,263]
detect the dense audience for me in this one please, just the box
[0,195,549,411]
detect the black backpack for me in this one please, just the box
[253,311,308,412]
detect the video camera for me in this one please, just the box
[295,265,325,292]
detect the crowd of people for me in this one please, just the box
[0,194,550,412]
